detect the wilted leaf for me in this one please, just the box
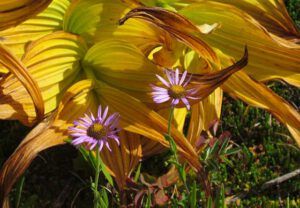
[0,0,52,31]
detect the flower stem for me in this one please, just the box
[166,106,189,193]
[167,107,175,135]
[94,148,101,208]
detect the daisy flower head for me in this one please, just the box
[69,105,121,152]
[151,68,198,110]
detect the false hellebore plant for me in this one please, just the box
[0,0,299,206]
[69,105,121,207]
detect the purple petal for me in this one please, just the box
[151,86,168,92]
[70,133,87,137]
[82,114,93,124]
[89,141,97,150]
[90,112,95,122]
[152,91,169,95]
[179,71,187,85]
[165,70,175,85]
[104,113,118,126]
[69,127,86,133]
[153,94,170,100]
[183,74,192,87]
[74,121,89,128]
[171,98,180,106]
[175,68,180,85]
[72,136,89,145]
[97,106,102,120]
[156,74,170,87]
[186,96,200,100]
[153,96,170,103]
[181,97,191,110]
[98,140,104,152]
[106,142,112,151]
[109,118,120,130]
[102,106,109,122]
[112,136,120,146]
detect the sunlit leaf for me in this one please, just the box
[0,0,70,73]
[0,32,87,125]
[0,0,52,31]
[0,79,96,206]
[0,45,44,122]
[179,2,300,87]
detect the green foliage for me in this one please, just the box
[286,0,300,28]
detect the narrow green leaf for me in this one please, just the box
[134,162,142,182]
[99,156,114,186]
[219,138,230,155]
[189,181,197,208]
[15,175,25,208]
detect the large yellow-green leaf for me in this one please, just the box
[63,0,131,43]
[83,39,161,102]
[141,0,299,40]
[63,0,162,53]
[119,6,219,65]
[0,79,97,207]
[0,0,52,31]
[0,32,87,126]
[94,80,202,170]
[0,45,44,122]
[0,0,70,72]
[179,2,300,87]
[209,0,300,39]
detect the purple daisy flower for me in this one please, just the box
[69,105,121,152]
[151,68,198,110]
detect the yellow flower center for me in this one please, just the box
[87,123,107,140]
[168,85,186,98]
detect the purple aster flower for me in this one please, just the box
[69,105,121,152]
[151,68,198,110]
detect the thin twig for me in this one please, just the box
[227,168,300,204]
[261,168,300,190]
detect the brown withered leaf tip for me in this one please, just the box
[119,6,219,63]
[189,46,248,100]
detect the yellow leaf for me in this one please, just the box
[120,6,219,65]
[63,0,131,43]
[0,44,44,122]
[209,0,299,39]
[179,2,300,87]
[218,52,300,146]
[101,131,142,189]
[83,39,160,102]
[0,79,96,206]
[0,32,87,125]
[0,0,70,72]
[187,88,223,152]
[0,0,52,31]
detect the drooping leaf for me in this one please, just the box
[0,32,87,125]
[119,6,219,65]
[0,0,53,31]
[0,79,97,207]
[218,52,300,146]
[209,0,300,39]
[101,131,142,189]
[179,2,300,87]
[0,45,44,122]
[0,0,69,72]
